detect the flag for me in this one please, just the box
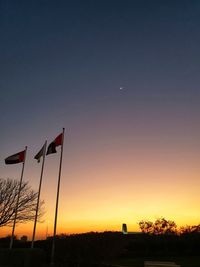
[34,143,46,163]
[5,150,25,164]
[47,133,63,155]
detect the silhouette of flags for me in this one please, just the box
[4,129,65,254]
[46,133,63,155]
[31,141,47,248]
[5,150,25,164]
[49,129,65,265]
[4,147,27,249]
[34,143,46,163]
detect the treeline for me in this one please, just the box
[1,218,200,266]
[1,230,200,266]
[44,231,200,266]
[138,217,200,235]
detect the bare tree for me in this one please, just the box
[0,178,44,227]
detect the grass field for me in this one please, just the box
[109,256,200,267]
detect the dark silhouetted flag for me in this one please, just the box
[47,133,63,155]
[5,150,25,164]
[34,143,46,163]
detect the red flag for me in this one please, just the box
[54,133,63,146]
[47,133,63,155]
[5,150,25,164]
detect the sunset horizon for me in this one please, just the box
[1,0,200,247]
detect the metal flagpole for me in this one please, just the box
[31,141,47,248]
[9,146,27,249]
[51,128,65,265]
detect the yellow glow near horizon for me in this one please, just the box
[1,0,200,244]
[1,127,200,240]
[1,166,200,240]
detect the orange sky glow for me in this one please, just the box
[1,131,200,240]
[1,0,200,242]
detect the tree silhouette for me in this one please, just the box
[139,217,177,234]
[180,224,200,234]
[0,178,44,227]
[138,220,154,234]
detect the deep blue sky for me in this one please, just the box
[1,0,200,236]
[1,0,200,148]
[1,1,200,136]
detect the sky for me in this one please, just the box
[0,0,200,240]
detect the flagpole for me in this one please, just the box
[9,146,27,249]
[51,128,65,265]
[31,141,47,249]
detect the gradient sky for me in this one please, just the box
[1,0,200,240]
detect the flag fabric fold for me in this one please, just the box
[5,150,25,164]
[47,133,63,155]
[34,143,46,163]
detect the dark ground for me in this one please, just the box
[0,232,200,267]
